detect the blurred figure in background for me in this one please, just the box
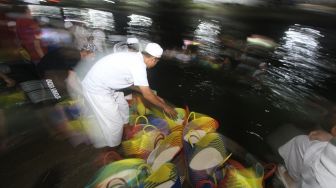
[65,21,106,54]
[162,39,200,64]
[112,36,141,53]
[64,21,90,51]
[37,46,95,98]
[0,6,20,62]
[126,37,141,52]
[86,35,98,53]
[91,29,107,53]
[35,45,95,143]
[40,26,74,52]
[15,5,47,64]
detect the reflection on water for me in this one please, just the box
[128,14,152,27]
[263,24,336,117]
[63,7,115,31]
[127,14,152,39]
[194,19,221,57]
[103,0,115,4]
[193,0,262,6]
[87,9,114,31]
[28,4,61,18]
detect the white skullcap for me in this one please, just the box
[145,43,163,58]
[127,37,139,44]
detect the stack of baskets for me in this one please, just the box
[81,94,274,188]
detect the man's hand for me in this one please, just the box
[157,96,165,103]
[139,86,178,119]
[309,130,333,142]
[163,105,178,120]
[4,77,15,87]
[0,73,15,87]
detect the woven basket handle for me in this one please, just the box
[154,133,165,148]
[142,124,159,134]
[186,129,201,147]
[105,177,127,188]
[186,111,196,122]
[211,153,233,186]
[134,115,149,126]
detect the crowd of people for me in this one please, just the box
[0,4,177,150]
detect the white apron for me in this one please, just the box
[82,90,129,148]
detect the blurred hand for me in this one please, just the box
[309,130,333,142]
[157,96,165,103]
[4,78,15,87]
[163,105,178,120]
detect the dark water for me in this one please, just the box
[142,5,336,159]
[1,2,336,187]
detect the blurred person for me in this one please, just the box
[91,29,107,53]
[15,5,47,64]
[162,39,200,64]
[252,62,267,78]
[126,37,141,52]
[40,27,74,52]
[163,47,192,63]
[86,35,98,53]
[277,109,336,188]
[34,46,95,143]
[112,37,141,53]
[0,8,20,61]
[64,21,90,51]
[37,45,95,98]
[81,43,177,149]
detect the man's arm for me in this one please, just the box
[66,70,82,97]
[33,23,44,59]
[138,86,177,118]
[309,130,333,142]
[0,72,15,87]
[33,38,44,59]
[129,86,141,93]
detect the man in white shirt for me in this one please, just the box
[81,43,177,148]
[278,110,336,188]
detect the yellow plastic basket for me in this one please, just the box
[122,124,165,159]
